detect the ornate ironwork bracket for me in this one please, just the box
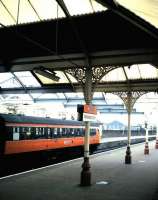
[113,91,147,112]
[65,66,118,84]
[65,65,118,103]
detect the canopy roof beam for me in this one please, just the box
[0,0,16,23]
[8,48,158,73]
[56,0,89,58]
[0,79,158,94]
[27,0,41,21]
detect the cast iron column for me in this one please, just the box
[155,126,158,149]
[80,120,91,186]
[80,66,93,186]
[65,65,119,185]
[113,91,146,164]
[144,122,149,154]
[125,92,132,164]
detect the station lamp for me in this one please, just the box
[34,67,60,82]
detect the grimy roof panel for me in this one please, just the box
[1,10,158,55]
[0,7,157,72]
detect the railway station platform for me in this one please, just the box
[101,135,156,143]
[0,141,158,200]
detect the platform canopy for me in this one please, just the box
[0,0,157,27]
[0,0,157,71]
[0,0,158,116]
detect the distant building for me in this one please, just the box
[106,120,125,130]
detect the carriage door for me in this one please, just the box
[0,119,6,156]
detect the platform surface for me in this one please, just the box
[0,141,158,200]
[101,135,156,143]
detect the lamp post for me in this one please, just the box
[144,121,149,154]
[155,125,158,149]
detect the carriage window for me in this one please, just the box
[38,128,42,137]
[75,128,81,136]
[90,128,96,136]
[57,128,62,137]
[50,128,54,137]
[54,128,57,137]
[18,127,33,140]
[36,127,41,138]
[20,127,26,140]
[14,127,19,133]
[30,127,36,139]
[47,128,51,138]
[26,127,32,138]
[34,127,39,139]
[35,127,38,134]
[40,127,45,138]
[44,128,48,137]
[69,128,74,137]
[66,128,70,136]
[41,128,45,137]
[62,128,66,136]
[80,128,84,136]
[13,127,20,141]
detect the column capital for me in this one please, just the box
[113,91,147,113]
[65,65,119,103]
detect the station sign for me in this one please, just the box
[83,113,97,122]
[77,104,97,122]
[83,104,97,115]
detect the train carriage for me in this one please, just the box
[0,113,101,158]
